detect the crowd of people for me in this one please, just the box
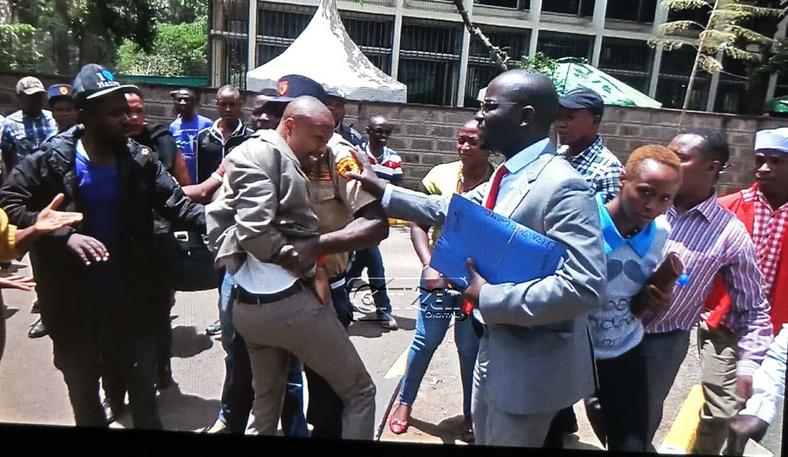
[0,65,784,455]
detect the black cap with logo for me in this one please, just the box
[272,74,327,103]
[72,64,137,108]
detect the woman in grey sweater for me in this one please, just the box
[588,145,683,452]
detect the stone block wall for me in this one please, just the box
[1,71,784,195]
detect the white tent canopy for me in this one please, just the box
[246,0,406,103]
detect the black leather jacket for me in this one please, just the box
[0,126,205,341]
[194,120,252,183]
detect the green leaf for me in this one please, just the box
[659,20,706,35]
[724,24,776,46]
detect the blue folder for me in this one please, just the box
[430,194,567,289]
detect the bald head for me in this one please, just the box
[277,96,335,169]
[493,70,558,128]
[280,96,333,125]
[475,69,558,157]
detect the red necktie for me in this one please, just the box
[462,165,509,316]
[484,166,509,209]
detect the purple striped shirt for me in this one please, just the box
[644,194,772,375]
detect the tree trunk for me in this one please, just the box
[53,0,71,75]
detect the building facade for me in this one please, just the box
[209,0,788,113]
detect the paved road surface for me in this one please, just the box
[0,227,782,455]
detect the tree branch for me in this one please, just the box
[450,0,509,70]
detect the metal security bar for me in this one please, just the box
[537,31,593,60]
[398,20,462,105]
[605,0,657,23]
[599,37,653,93]
[465,28,530,107]
[475,0,530,9]
[224,18,249,89]
[541,0,595,16]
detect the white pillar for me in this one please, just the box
[247,0,258,72]
[211,0,225,86]
[391,0,405,79]
[590,0,607,67]
[705,50,723,112]
[527,0,542,56]
[648,2,669,98]
[456,0,473,107]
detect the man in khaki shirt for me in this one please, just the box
[303,130,389,438]
[207,96,379,438]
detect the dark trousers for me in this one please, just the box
[53,329,107,427]
[642,330,691,445]
[152,287,175,380]
[303,282,353,438]
[218,273,307,436]
[596,342,649,452]
[57,312,162,429]
[101,287,170,410]
[100,319,162,429]
[346,246,392,313]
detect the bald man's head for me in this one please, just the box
[475,70,558,157]
[277,96,335,169]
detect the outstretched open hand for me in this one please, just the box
[0,274,36,291]
[34,193,83,234]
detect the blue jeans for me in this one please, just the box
[218,272,308,436]
[346,246,392,314]
[398,281,479,417]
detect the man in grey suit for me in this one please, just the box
[348,70,606,447]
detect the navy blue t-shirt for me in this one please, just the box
[75,140,120,288]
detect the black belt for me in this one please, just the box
[232,281,305,305]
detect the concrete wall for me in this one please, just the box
[1,72,784,195]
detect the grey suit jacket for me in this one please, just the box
[387,142,606,415]
[205,130,320,273]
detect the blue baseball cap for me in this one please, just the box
[559,88,605,116]
[272,74,327,103]
[47,84,74,100]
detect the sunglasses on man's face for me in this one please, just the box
[479,100,521,114]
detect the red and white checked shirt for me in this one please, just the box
[644,193,773,375]
[742,186,788,299]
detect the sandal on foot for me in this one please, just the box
[389,415,409,435]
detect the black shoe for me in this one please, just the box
[30,300,40,314]
[205,319,222,336]
[27,318,47,338]
[376,310,398,330]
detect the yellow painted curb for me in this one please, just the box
[385,344,410,379]
[658,384,705,454]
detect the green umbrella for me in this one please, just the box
[477,57,662,109]
[765,95,788,113]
